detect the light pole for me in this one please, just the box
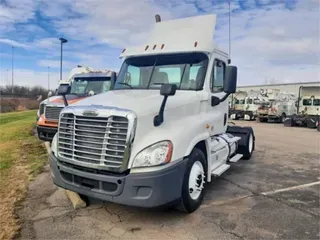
[59,37,68,80]
[11,46,14,94]
[48,66,50,91]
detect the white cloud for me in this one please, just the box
[0,0,37,36]
[0,38,30,49]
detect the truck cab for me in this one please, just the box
[37,67,117,141]
[49,14,255,213]
[229,91,247,120]
[284,86,320,129]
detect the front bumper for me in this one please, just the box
[243,111,256,120]
[49,154,187,208]
[37,126,57,142]
[229,110,244,119]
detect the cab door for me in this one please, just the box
[207,57,228,135]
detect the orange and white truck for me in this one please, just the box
[37,66,117,141]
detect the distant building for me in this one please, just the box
[237,81,320,94]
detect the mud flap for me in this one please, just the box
[226,125,255,159]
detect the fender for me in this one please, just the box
[185,131,210,157]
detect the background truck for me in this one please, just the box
[229,91,246,120]
[229,90,268,121]
[258,90,297,123]
[49,14,255,213]
[284,86,320,129]
[37,66,117,141]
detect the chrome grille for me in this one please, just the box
[58,113,129,170]
[45,106,64,120]
[39,103,45,115]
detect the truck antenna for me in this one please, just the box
[228,0,231,64]
[155,14,161,23]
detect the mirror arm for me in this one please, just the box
[220,92,231,103]
[154,95,168,127]
[62,95,68,107]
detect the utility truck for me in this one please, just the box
[49,14,255,213]
[258,90,297,123]
[284,86,320,129]
[37,66,117,141]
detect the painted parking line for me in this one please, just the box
[261,181,320,196]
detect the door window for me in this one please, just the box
[211,59,226,92]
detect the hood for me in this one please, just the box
[71,89,200,117]
[40,95,86,106]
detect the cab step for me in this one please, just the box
[211,164,230,177]
[229,153,243,163]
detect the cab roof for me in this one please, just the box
[120,14,225,59]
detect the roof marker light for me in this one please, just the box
[153,44,157,50]
[145,45,149,51]
[194,42,198,47]
[122,48,126,53]
[161,44,165,49]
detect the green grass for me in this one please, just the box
[0,110,48,240]
[0,110,47,178]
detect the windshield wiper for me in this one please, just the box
[117,82,133,89]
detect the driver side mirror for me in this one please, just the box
[47,90,53,98]
[211,66,238,107]
[160,83,177,96]
[154,84,177,127]
[223,66,237,94]
[110,72,117,89]
[57,84,70,106]
[57,84,70,95]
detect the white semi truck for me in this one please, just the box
[284,86,320,129]
[49,14,255,213]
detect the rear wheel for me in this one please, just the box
[238,129,255,160]
[177,148,206,213]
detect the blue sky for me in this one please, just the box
[0,0,319,89]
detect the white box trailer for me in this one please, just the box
[49,14,256,213]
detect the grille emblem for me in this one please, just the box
[82,109,98,117]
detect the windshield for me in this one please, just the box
[114,53,209,91]
[70,77,111,96]
[235,99,245,104]
[313,99,320,106]
[302,99,312,106]
[246,99,253,104]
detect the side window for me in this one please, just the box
[126,65,140,86]
[211,59,226,92]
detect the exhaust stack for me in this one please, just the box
[155,14,161,23]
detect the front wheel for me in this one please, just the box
[177,148,206,213]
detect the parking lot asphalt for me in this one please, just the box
[17,121,320,240]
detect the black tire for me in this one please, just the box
[237,128,255,160]
[177,148,206,213]
[307,117,318,129]
[259,117,267,123]
[280,113,286,123]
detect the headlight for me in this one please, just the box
[51,133,58,157]
[132,141,173,168]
